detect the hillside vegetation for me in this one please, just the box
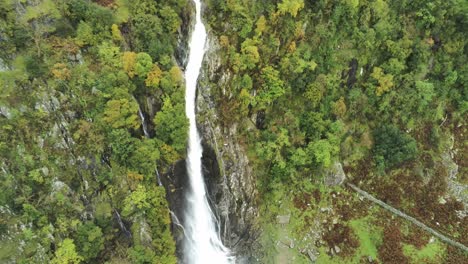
[0,0,189,262]
[203,0,467,262]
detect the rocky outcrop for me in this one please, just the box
[325,162,346,186]
[175,2,194,70]
[441,145,467,219]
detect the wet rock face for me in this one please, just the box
[346,58,358,89]
[202,142,223,203]
[162,160,188,221]
[198,123,258,257]
[255,110,266,130]
[161,159,189,256]
[175,3,193,69]
[195,30,259,257]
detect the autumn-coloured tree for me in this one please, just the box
[145,64,163,88]
[333,97,347,119]
[122,51,137,77]
[103,98,140,129]
[371,67,394,96]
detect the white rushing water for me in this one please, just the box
[183,0,233,263]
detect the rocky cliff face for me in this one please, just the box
[196,29,259,259]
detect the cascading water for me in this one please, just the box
[183,0,233,263]
[137,106,149,138]
[134,97,162,186]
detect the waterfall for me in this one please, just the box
[133,95,149,138]
[134,96,162,186]
[137,105,150,138]
[182,0,233,263]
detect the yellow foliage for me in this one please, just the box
[278,0,305,18]
[145,64,163,87]
[345,0,359,9]
[304,83,323,107]
[160,143,180,165]
[127,171,144,190]
[255,16,267,35]
[72,120,104,153]
[111,24,123,42]
[371,67,394,96]
[169,66,182,83]
[294,21,305,39]
[122,51,136,78]
[51,63,71,80]
[103,99,139,129]
[333,97,347,118]
[239,88,251,116]
[219,35,229,47]
[288,41,296,53]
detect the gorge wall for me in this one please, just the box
[158,4,259,261]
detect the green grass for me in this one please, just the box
[403,240,446,264]
[349,217,383,263]
[316,247,348,264]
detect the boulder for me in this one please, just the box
[325,162,346,186]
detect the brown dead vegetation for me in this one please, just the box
[402,228,430,249]
[293,192,312,211]
[445,246,468,264]
[322,223,359,257]
[378,224,409,264]
[92,0,115,7]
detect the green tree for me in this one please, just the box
[154,98,188,153]
[373,125,418,171]
[135,52,153,77]
[122,185,176,264]
[307,139,336,168]
[159,6,181,33]
[299,112,329,142]
[129,139,160,176]
[128,245,158,264]
[75,222,104,260]
[414,80,435,112]
[51,239,83,264]
[98,42,122,67]
[75,21,95,46]
[109,129,137,165]
[254,66,285,108]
